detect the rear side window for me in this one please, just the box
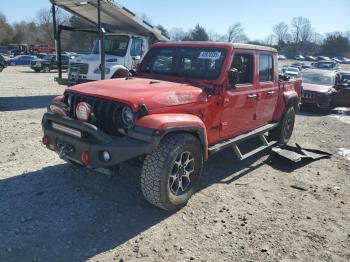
[259,54,273,82]
[231,53,254,84]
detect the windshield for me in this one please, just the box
[43,55,54,60]
[140,46,227,80]
[302,73,334,86]
[92,35,129,56]
[315,62,336,69]
[286,67,299,73]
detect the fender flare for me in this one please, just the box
[283,91,299,111]
[136,114,209,160]
[109,65,129,78]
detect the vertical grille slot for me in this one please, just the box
[64,93,125,136]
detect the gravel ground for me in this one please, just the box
[0,66,350,262]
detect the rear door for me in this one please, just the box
[255,53,279,127]
[220,51,258,138]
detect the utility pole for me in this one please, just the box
[97,0,105,80]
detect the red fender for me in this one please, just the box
[136,114,209,160]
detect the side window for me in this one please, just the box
[231,53,254,84]
[130,38,143,57]
[259,54,273,82]
[143,49,175,74]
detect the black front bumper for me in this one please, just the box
[301,91,332,108]
[42,113,160,168]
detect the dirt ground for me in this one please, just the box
[0,65,349,262]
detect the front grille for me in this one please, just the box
[69,63,89,74]
[64,93,125,136]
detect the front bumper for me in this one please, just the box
[42,112,160,168]
[301,91,332,108]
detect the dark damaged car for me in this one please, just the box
[301,69,350,109]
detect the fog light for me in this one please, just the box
[81,151,89,165]
[102,151,111,162]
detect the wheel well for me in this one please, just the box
[286,97,298,112]
[161,129,208,160]
[112,68,129,78]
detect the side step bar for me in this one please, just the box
[208,123,279,160]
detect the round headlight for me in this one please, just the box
[121,106,134,129]
[76,102,92,122]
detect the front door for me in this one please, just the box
[255,53,279,127]
[220,51,258,138]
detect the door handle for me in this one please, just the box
[247,94,257,100]
[267,91,275,96]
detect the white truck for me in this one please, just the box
[50,0,169,84]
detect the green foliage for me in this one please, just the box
[184,24,209,41]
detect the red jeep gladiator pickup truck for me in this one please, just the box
[42,42,302,210]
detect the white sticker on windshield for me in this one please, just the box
[198,51,221,60]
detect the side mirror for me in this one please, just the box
[129,69,136,77]
[132,55,141,61]
[282,75,290,81]
[228,69,239,89]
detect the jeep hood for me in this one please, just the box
[68,78,207,111]
[303,83,333,93]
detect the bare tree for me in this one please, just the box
[263,34,277,46]
[226,23,248,43]
[291,16,312,43]
[273,22,289,43]
[0,12,14,44]
[36,7,69,44]
[169,27,187,41]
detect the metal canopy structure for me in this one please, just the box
[50,0,169,41]
[50,0,169,84]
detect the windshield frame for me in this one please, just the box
[139,46,228,81]
[91,35,130,57]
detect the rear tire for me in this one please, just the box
[269,106,295,145]
[141,133,204,211]
[34,68,41,73]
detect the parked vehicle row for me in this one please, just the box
[294,54,350,64]
[30,54,71,73]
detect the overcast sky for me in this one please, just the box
[1,0,350,40]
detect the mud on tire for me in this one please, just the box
[141,133,204,211]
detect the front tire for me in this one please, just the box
[269,106,295,145]
[43,66,50,73]
[141,133,204,211]
[111,69,129,78]
[0,66,3,72]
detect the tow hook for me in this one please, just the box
[57,142,74,159]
